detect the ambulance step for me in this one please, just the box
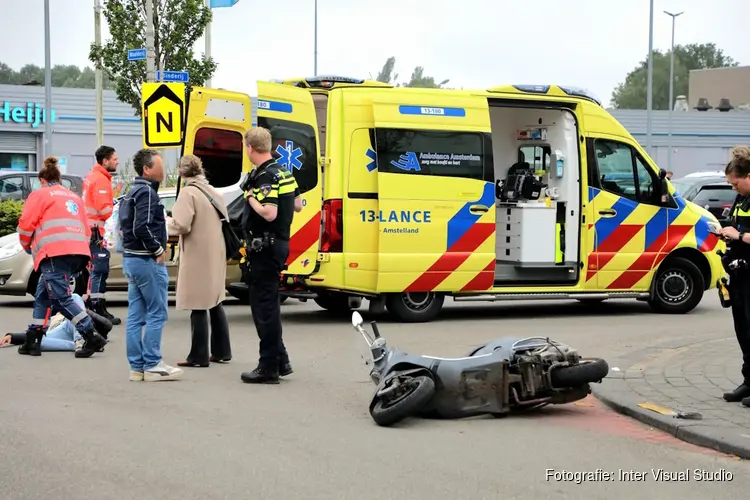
[453,292,650,302]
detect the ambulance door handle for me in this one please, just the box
[598,209,617,218]
[469,205,489,214]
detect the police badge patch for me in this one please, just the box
[259,184,272,197]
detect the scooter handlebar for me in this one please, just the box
[370,321,381,339]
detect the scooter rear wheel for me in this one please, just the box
[370,375,436,427]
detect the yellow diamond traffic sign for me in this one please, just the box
[141,82,185,148]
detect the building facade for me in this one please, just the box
[2,83,747,180]
[688,66,750,111]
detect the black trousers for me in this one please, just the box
[730,271,750,384]
[186,304,232,363]
[248,241,290,369]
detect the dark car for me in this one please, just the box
[671,174,736,226]
[0,171,84,202]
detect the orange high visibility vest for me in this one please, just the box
[83,164,114,236]
[17,184,91,271]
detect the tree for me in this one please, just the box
[611,42,739,110]
[89,0,217,116]
[372,57,449,88]
[0,62,115,89]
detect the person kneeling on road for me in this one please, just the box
[1,293,112,358]
[15,156,108,358]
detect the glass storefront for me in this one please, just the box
[0,153,34,171]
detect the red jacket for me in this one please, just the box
[17,184,91,271]
[83,164,114,236]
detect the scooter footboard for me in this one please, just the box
[428,352,511,419]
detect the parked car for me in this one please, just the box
[671,174,736,226]
[0,183,246,299]
[0,171,84,201]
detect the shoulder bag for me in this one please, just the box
[188,184,242,260]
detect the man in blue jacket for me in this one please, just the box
[119,148,182,383]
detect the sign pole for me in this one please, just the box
[146,0,156,83]
[94,0,104,146]
[43,0,52,160]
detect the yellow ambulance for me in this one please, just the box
[180,77,726,322]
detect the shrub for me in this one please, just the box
[0,199,24,237]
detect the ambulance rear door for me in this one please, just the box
[181,87,253,189]
[257,81,323,277]
[370,92,496,293]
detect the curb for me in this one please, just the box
[591,378,750,459]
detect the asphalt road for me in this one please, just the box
[1,292,749,500]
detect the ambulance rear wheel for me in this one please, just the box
[648,257,704,314]
[385,292,444,323]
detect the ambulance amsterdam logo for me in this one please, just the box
[65,200,79,215]
[390,152,421,172]
[301,258,310,267]
[275,140,303,171]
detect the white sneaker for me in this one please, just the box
[129,370,144,382]
[143,361,183,382]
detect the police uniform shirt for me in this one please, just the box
[729,193,750,259]
[245,159,299,240]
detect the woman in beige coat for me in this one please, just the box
[167,155,231,367]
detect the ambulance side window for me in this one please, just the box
[193,127,244,188]
[257,117,318,194]
[589,138,661,205]
[373,128,493,182]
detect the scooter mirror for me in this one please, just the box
[351,311,364,327]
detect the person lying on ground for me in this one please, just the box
[0,293,113,358]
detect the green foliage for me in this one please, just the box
[611,43,739,109]
[89,0,218,116]
[0,62,115,89]
[0,200,24,237]
[373,57,450,88]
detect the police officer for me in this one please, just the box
[83,145,121,325]
[16,156,108,358]
[720,145,750,406]
[240,127,303,384]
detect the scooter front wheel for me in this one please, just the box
[370,375,436,427]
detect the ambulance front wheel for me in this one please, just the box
[385,292,445,323]
[648,257,705,314]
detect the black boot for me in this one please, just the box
[279,361,293,377]
[99,299,121,325]
[18,328,44,357]
[75,330,108,358]
[241,366,280,384]
[87,308,113,339]
[723,384,750,402]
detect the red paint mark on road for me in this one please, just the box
[523,395,733,458]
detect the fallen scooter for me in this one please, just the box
[351,311,610,427]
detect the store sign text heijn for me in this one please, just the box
[0,101,56,128]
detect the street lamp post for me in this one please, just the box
[664,10,683,173]
[43,0,52,159]
[646,0,654,157]
[314,0,318,76]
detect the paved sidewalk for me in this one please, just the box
[592,335,750,458]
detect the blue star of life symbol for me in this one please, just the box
[275,140,304,171]
[365,148,377,172]
[65,200,79,215]
[390,152,421,172]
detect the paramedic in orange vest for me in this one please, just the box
[83,145,121,325]
[15,156,109,357]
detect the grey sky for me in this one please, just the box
[2,0,748,106]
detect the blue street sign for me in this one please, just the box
[156,70,189,83]
[209,0,239,7]
[128,48,147,61]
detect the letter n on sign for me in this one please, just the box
[141,82,185,149]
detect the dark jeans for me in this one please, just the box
[249,241,290,370]
[32,255,94,336]
[730,271,750,385]
[88,238,110,303]
[186,304,232,363]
